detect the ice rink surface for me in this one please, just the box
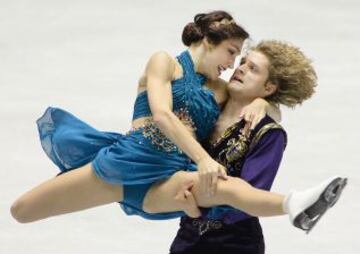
[1,0,359,253]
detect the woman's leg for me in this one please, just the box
[144,171,347,232]
[143,171,285,217]
[10,163,123,223]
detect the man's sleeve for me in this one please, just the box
[240,129,286,191]
[227,129,286,221]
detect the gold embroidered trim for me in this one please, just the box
[210,122,239,147]
[249,123,285,150]
[225,134,249,164]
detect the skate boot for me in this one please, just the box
[283,176,347,234]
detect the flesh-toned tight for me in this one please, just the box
[10,163,285,223]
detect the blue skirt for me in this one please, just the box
[36,107,197,220]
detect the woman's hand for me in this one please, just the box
[239,98,268,132]
[197,156,228,197]
[240,99,281,134]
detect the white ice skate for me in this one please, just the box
[284,176,347,234]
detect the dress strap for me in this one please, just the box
[176,50,206,85]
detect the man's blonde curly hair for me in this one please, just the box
[253,40,317,108]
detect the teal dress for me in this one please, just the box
[37,51,220,220]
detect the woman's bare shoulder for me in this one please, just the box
[138,51,181,92]
[145,51,181,80]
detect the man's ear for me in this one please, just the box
[264,81,277,97]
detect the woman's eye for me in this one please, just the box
[228,49,235,55]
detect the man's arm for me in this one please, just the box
[241,129,286,190]
[216,129,287,221]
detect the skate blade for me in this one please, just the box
[294,177,348,234]
[325,177,347,207]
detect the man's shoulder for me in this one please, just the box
[210,115,286,147]
[249,115,287,150]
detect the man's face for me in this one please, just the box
[228,50,272,100]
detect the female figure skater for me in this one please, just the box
[11,11,346,233]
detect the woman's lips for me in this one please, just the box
[217,66,226,76]
[231,75,243,84]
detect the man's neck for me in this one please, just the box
[210,97,252,142]
[220,97,252,123]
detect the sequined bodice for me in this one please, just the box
[132,51,220,141]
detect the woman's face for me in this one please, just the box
[202,38,243,80]
[228,50,275,100]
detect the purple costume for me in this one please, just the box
[170,115,287,254]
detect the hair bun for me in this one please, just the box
[182,22,204,46]
[181,11,249,46]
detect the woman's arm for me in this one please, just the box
[240,99,282,130]
[145,51,227,196]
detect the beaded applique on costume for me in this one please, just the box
[128,108,196,153]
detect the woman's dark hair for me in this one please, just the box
[182,11,249,46]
